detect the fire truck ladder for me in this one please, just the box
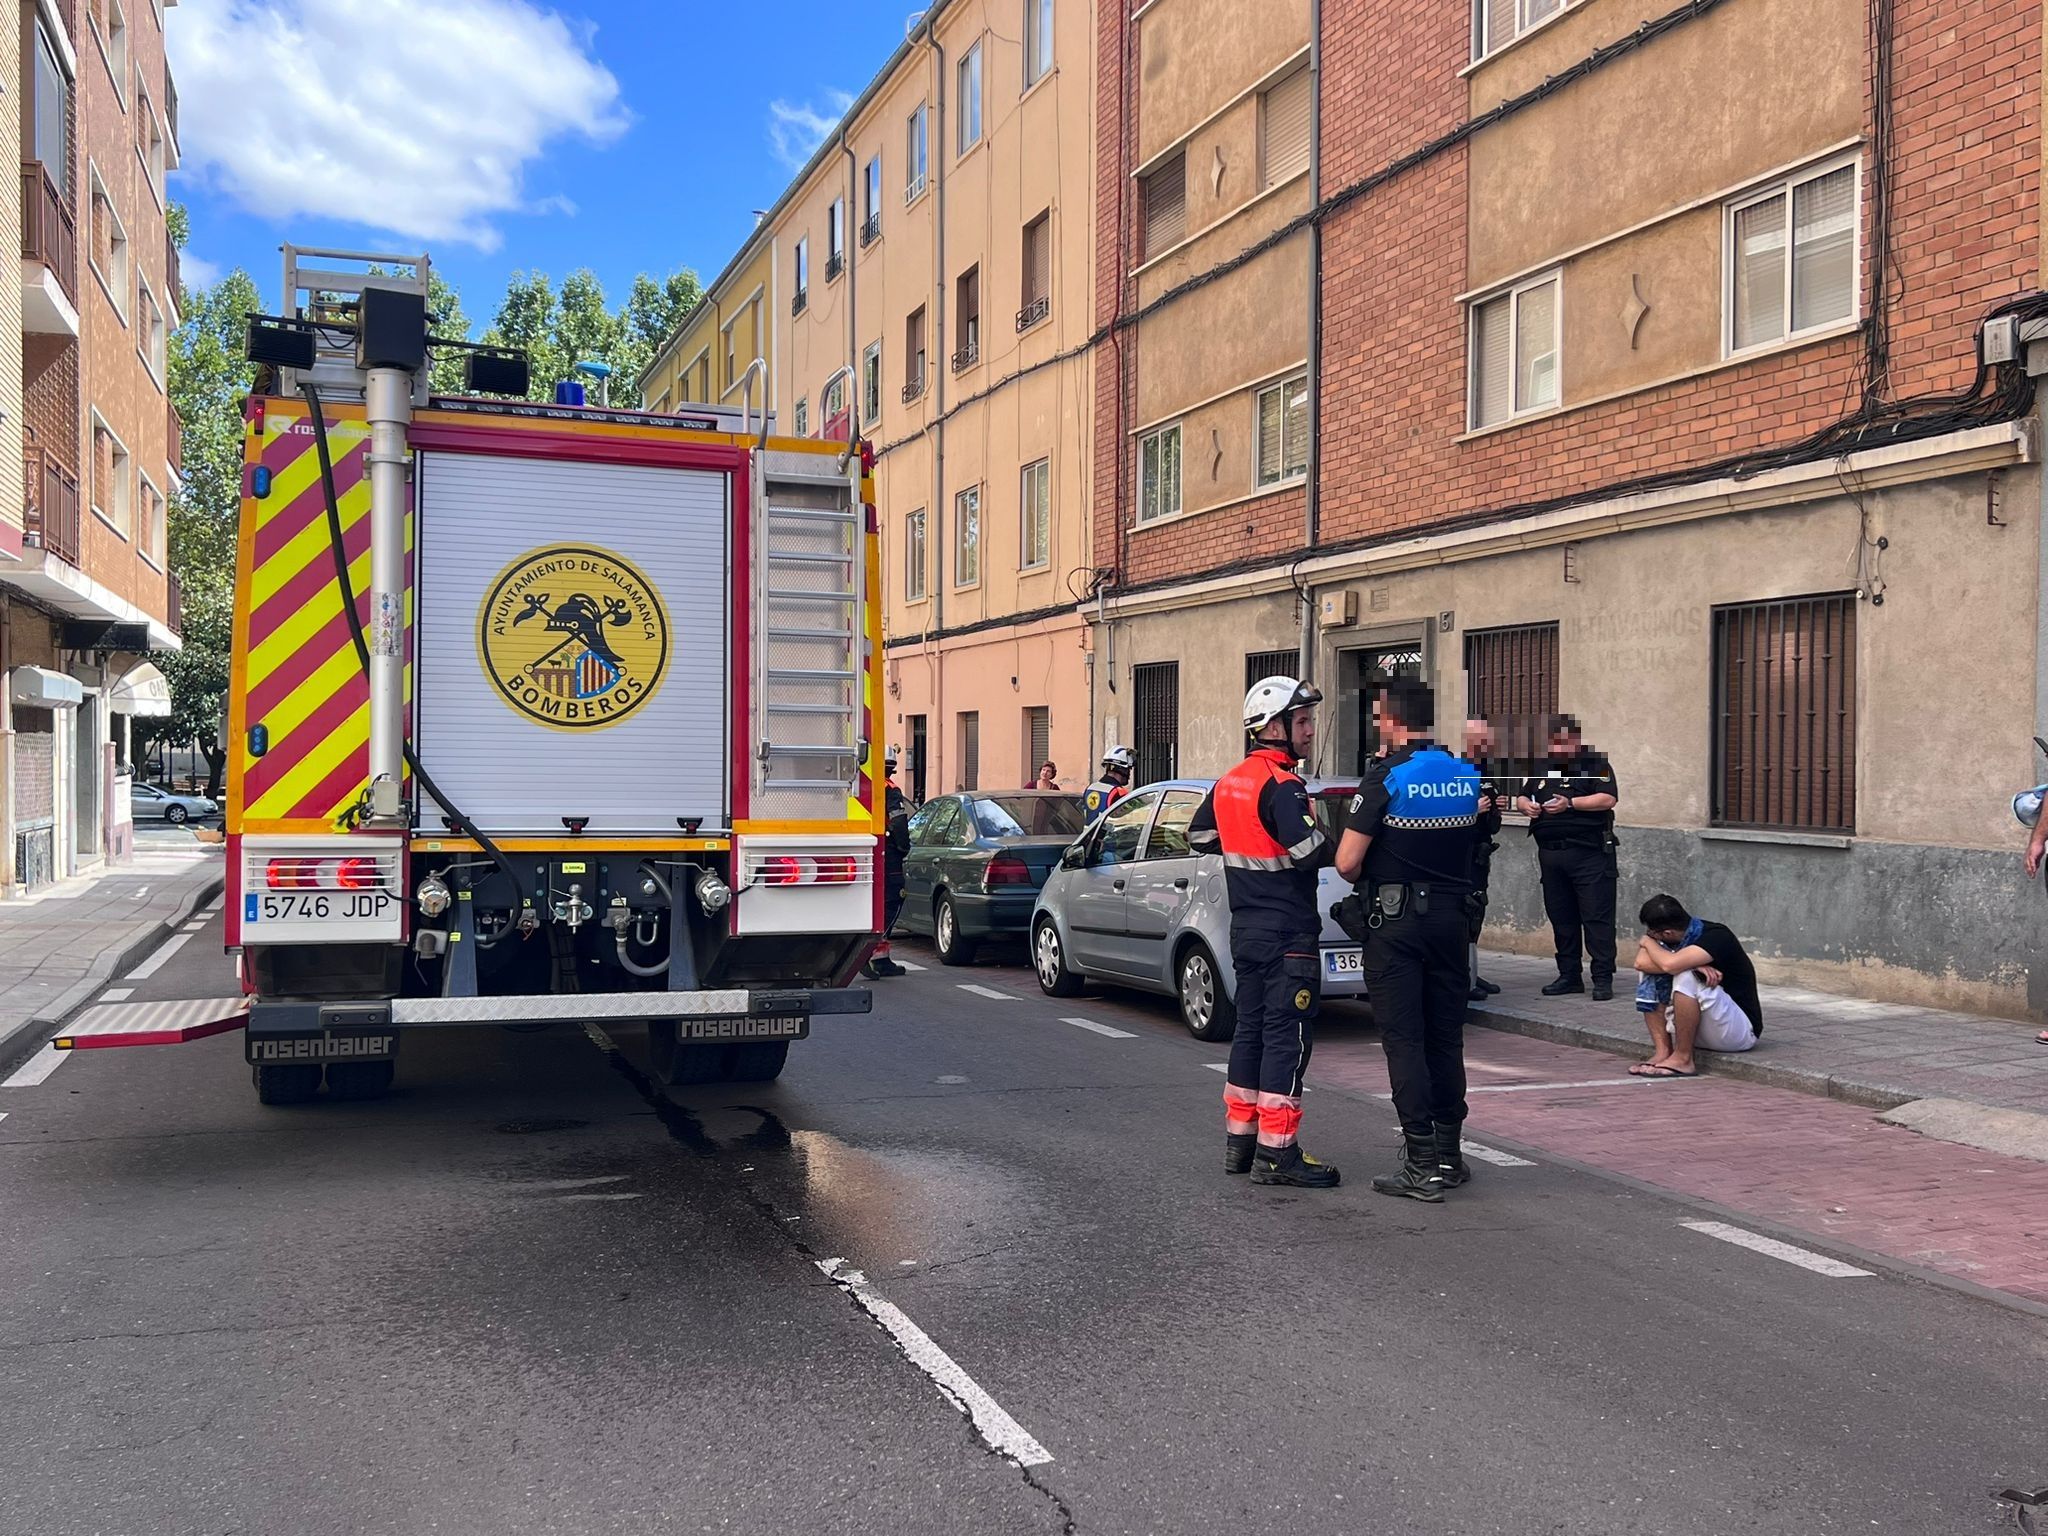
[753,448,867,819]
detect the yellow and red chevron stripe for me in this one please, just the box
[228,398,413,835]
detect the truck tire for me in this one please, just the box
[933,893,979,966]
[647,1021,731,1085]
[252,1063,322,1105]
[325,1061,395,1100]
[728,1040,790,1082]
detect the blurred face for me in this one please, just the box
[1464,719,1494,757]
[1646,923,1687,947]
[1548,727,1579,759]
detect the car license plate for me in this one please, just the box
[1323,946,1363,979]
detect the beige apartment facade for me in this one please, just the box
[1,0,180,893]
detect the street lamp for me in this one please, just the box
[572,359,613,408]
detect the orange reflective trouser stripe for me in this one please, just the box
[1223,1081,1259,1136]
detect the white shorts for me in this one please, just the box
[1672,969,1758,1052]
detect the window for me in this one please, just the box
[1131,661,1180,786]
[1020,457,1051,569]
[1024,706,1051,782]
[722,323,737,389]
[1469,272,1559,429]
[953,266,981,370]
[1245,649,1296,693]
[910,797,965,847]
[1138,423,1182,524]
[1474,0,1568,61]
[1141,153,1187,259]
[954,485,981,586]
[904,305,928,401]
[792,238,809,314]
[33,24,70,196]
[698,355,713,402]
[1727,159,1858,354]
[958,712,981,792]
[1259,66,1311,189]
[1096,792,1152,865]
[827,199,845,278]
[863,156,883,244]
[1464,623,1559,729]
[823,374,847,429]
[1018,211,1050,330]
[1256,372,1309,486]
[1144,788,1205,860]
[905,508,928,600]
[906,105,929,201]
[957,42,983,154]
[1025,0,1055,86]
[137,89,166,204]
[88,165,130,319]
[136,277,165,386]
[862,340,882,425]
[95,0,128,101]
[89,412,132,538]
[793,397,809,436]
[138,472,164,567]
[1712,595,1856,832]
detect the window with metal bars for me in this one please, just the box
[1245,649,1296,693]
[958,711,981,792]
[1131,662,1180,786]
[1024,707,1050,783]
[1712,595,1856,832]
[1464,623,1559,724]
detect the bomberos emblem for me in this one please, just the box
[478,545,670,730]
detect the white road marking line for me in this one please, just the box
[198,906,221,918]
[100,987,134,1002]
[1061,1016,1136,1039]
[1205,1062,1228,1073]
[3,1047,71,1089]
[123,931,193,982]
[182,922,207,933]
[0,1112,8,1124]
[895,960,927,972]
[1680,1220,1873,1278]
[554,1192,644,1202]
[1462,1141,1536,1168]
[817,1258,1053,1467]
[956,983,1015,1001]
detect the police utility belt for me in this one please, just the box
[1331,882,1437,942]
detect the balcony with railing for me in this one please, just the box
[825,252,844,282]
[19,160,78,329]
[165,74,180,158]
[1016,295,1050,333]
[901,368,926,405]
[951,335,980,374]
[166,231,182,317]
[166,571,182,638]
[168,403,183,478]
[860,211,880,248]
[23,445,81,568]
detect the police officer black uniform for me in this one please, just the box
[864,753,911,979]
[1516,717,1621,1001]
[1188,675,1339,1188]
[1336,680,1483,1202]
[1463,718,1504,1001]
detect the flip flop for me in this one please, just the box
[1634,1064,1699,1079]
[1628,1062,1674,1077]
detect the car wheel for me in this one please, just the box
[1178,943,1236,1042]
[933,893,979,966]
[1032,917,1084,997]
[165,804,189,825]
[728,1040,790,1081]
[647,1021,730,1085]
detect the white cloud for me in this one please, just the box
[178,252,224,291]
[767,92,853,172]
[169,0,626,252]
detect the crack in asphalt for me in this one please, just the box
[0,1319,341,1352]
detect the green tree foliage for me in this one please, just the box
[480,266,701,408]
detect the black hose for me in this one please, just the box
[300,383,523,899]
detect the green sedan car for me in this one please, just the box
[899,790,1088,964]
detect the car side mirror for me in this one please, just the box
[1060,842,1087,871]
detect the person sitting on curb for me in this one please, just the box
[1628,894,1763,1077]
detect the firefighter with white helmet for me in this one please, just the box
[864,748,910,979]
[1083,744,1137,824]
[1188,674,1340,1187]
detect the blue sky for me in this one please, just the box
[169,0,914,330]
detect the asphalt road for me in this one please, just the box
[3,913,2045,1536]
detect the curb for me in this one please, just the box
[1464,998,1916,1112]
[0,870,227,1073]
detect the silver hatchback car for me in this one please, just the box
[1029,777,1367,1040]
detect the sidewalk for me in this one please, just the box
[1468,947,2048,1118]
[0,845,226,1070]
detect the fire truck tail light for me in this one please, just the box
[761,855,806,886]
[335,858,378,890]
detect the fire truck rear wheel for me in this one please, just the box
[325,1061,395,1100]
[728,1041,790,1082]
[251,1064,322,1105]
[647,1021,731,1085]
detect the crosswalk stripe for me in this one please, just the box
[1060,1016,1136,1039]
[1680,1220,1872,1277]
[3,1047,69,1088]
[956,983,1015,1001]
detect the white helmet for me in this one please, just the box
[1243,675,1323,733]
[1101,744,1136,772]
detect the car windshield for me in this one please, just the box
[971,795,1084,838]
[1312,788,1357,843]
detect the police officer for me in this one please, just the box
[863,751,910,979]
[1335,680,1483,1202]
[1082,745,1136,824]
[1514,714,1621,1001]
[1188,676,1339,1188]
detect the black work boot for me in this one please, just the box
[1371,1132,1446,1202]
[1541,975,1585,996]
[1250,1143,1341,1188]
[1224,1133,1257,1175]
[1433,1122,1470,1188]
[1590,979,1614,1001]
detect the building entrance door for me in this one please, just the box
[1334,640,1425,777]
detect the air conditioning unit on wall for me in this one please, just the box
[1319,591,1358,629]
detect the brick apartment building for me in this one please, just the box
[1,0,181,893]
[1091,0,2045,1017]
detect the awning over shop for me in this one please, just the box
[11,665,84,709]
[109,661,172,718]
